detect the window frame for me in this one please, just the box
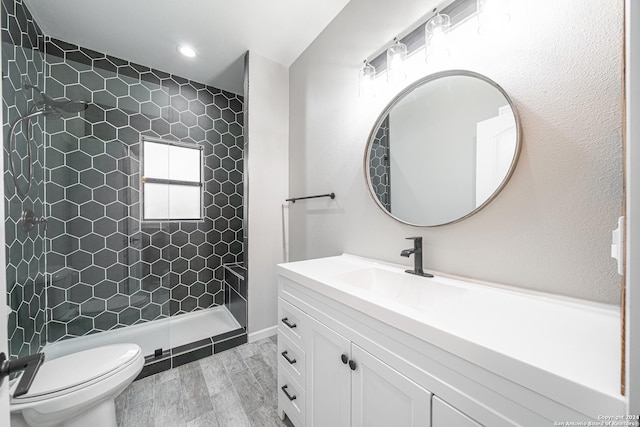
[140,136,204,222]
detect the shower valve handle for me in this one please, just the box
[21,209,47,232]
[0,351,45,397]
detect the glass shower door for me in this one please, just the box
[2,36,47,360]
[42,49,172,359]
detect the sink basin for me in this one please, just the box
[332,267,468,311]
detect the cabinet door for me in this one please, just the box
[306,316,351,427]
[432,396,482,427]
[351,344,432,427]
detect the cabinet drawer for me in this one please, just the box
[278,331,306,387]
[278,368,305,427]
[278,298,310,346]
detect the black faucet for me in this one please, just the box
[400,237,433,277]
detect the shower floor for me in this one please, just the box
[169,306,241,349]
[44,306,242,361]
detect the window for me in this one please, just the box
[142,137,203,221]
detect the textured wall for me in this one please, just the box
[289,0,623,304]
[1,0,46,359]
[42,38,244,341]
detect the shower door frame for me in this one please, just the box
[0,37,10,425]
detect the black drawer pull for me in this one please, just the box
[341,354,349,364]
[281,384,297,401]
[281,317,297,329]
[349,359,357,371]
[281,351,297,365]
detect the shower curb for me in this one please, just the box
[135,327,247,379]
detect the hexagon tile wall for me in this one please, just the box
[369,117,391,211]
[43,37,244,342]
[2,0,245,359]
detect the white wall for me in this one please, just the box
[289,0,623,304]
[247,52,289,335]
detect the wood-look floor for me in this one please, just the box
[116,336,294,427]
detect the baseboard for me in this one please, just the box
[248,325,278,342]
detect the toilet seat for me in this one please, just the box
[11,343,141,404]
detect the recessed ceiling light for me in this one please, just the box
[177,45,196,58]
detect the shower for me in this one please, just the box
[8,83,89,199]
[2,16,247,375]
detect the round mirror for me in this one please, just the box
[365,70,522,226]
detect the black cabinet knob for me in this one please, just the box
[341,354,348,364]
[349,360,357,371]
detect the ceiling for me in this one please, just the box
[24,0,351,94]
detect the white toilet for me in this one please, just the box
[9,343,144,427]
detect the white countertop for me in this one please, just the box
[277,254,625,418]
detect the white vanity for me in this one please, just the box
[276,255,623,427]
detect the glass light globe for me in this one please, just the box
[387,38,408,85]
[425,11,451,64]
[360,61,376,97]
[477,0,511,35]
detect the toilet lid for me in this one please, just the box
[13,343,141,399]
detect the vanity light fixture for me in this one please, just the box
[177,44,197,58]
[359,60,376,97]
[477,0,511,35]
[425,8,451,64]
[387,38,408,85]
[360,0,509,92]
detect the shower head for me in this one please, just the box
[50,99,89,114]
[9,84,90,199]
[24,83,89,116]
